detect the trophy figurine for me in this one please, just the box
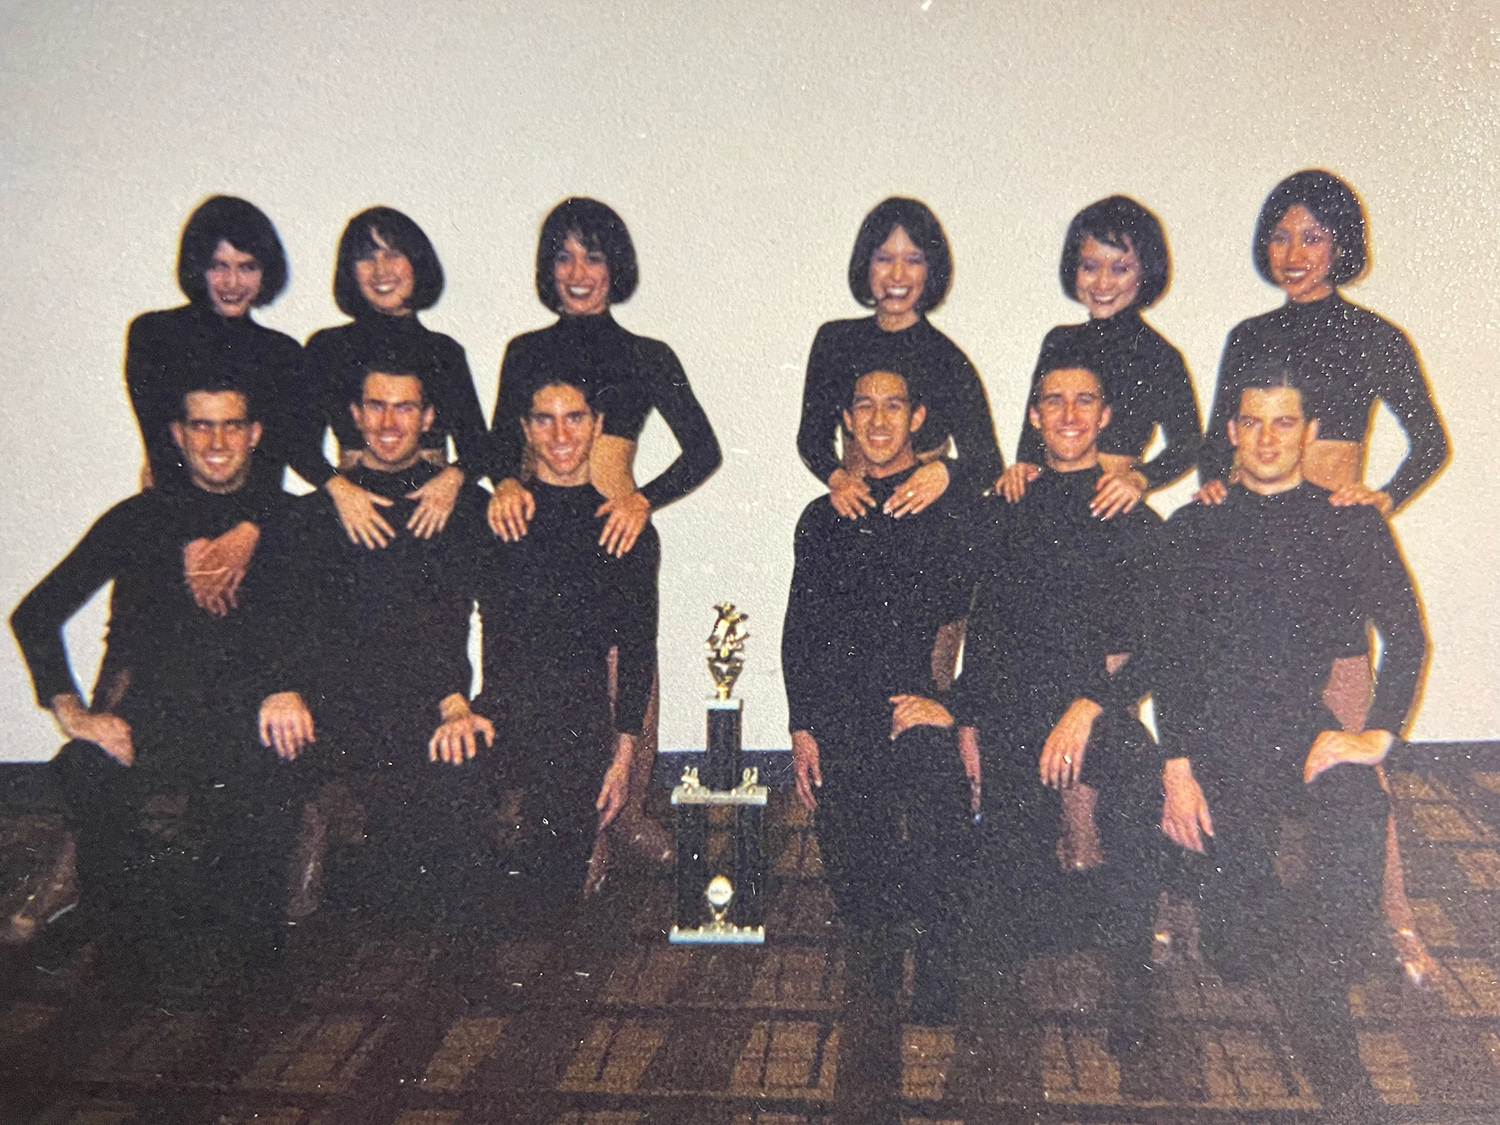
[670,604,766,944]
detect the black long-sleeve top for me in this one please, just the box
[11,485,281,731]
[474,481,659,737]
[1201,293,1447,509]
[1152,482,1427,776]
[303,313,490,485]
[488,312,721,510]
[125,302,321,495]
[782,467,979,751]
[1015,311,1202,489]
[797,316,1003,496]
[948,467,1161,740]
[255,460,487,721]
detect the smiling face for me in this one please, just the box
[351,372,433,471]
[353,228,416,316]
[868,225,929,331]
[521,382,602,486]
[205,240,263,318]
[170,389,260,493]
[553,232,611,316]
[1029,367,1111,472]
[842,370,926,478]
[1229,385,1317,494]
[1074,236,1142,320]
[1267,204,1337,304]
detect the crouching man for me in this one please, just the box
[782,368,978,1024]
[1155,368,1427,1120]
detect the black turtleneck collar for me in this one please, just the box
[861,464,920,507]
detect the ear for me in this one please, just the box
[592,411,605,439]
[169,420,185,451]
[248,421,263,449]
[349,401,361,426]
[842,408,854,434]
[1227,419,1240,448]
[1028,405,1042,431]
[420,403,436,433]
[1099,404,1112,430]
[1304,417,1319,444]
[908,404,927,434]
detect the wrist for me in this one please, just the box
[438,693,471,722]
[611,733,636,768]
[1163,756,1194,779]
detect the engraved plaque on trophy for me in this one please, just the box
[671,604,766,944]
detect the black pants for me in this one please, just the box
[1174,753,1389,1104]
[979,711,1161,964]
[815,725,974,965]
[51,734,292,958]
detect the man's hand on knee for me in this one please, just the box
[1162,757,1214,853]
[259,691,315,760]
[596,733,635,828]
[792,730,822,811]
[429,694,494,765]
[51,693,134,766]
[1304,729,1395,783]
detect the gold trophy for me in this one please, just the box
[670,604,766,944]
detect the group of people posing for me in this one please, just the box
[13,170,1442,1116]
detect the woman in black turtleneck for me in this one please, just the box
[304,207,489,547]
[127,195,318,497]
[1197,170,1449,985]
[487,196,721,869]
[1199,170,1447,515]
[999,195,1201,517]
[797,197,1001,517]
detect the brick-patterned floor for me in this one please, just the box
[4,750,1500,1124]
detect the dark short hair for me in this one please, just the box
[847,366,923,410]
[1252,169,1368,288]
[1058,195,1170,309]
[528,377,599,418]
[847,197,954,314]
[355,357,429,405]
[534,197,639,313]
[177,380,255,422]
[1030,338,1108,408]
[1234,358,1321,418]
[333,206,445,317]
[177,196,288,307]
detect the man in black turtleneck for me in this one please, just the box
[256,362,492,923]
[1154,371,1426,1120]
[782,368,977,1024]
[949,360,1162,1054]
[473,377,657,907]
[12,381,291,979]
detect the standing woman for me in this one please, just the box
[1199,169,1448,982]
[999,196,1202,516]
[797,197,1002,518]
[126,196,323,608]
[488,197,721,865]
[303,207,490,548]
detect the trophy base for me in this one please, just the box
[670,923,766,945]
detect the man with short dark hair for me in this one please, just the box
[1155,369,1426,1119]
[12,382,290,982]
[782,367,977,1023]
[949,358,1163,1027]
[472,377,657,909]
[255,363,491,924]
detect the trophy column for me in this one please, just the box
[671,604,766,944]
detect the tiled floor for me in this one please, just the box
[4,753,1500,1124]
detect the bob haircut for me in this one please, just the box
[534,197,639,313]
[334,206,446,317]
[846,197,953,314]
[1058,195,1170,309]
[1252,169,1368,288]
[177,196,288,308]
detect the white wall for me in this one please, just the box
[2,1,1496,760]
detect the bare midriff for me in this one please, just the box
[590,434,639,501]
[1300,439,1362,491]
